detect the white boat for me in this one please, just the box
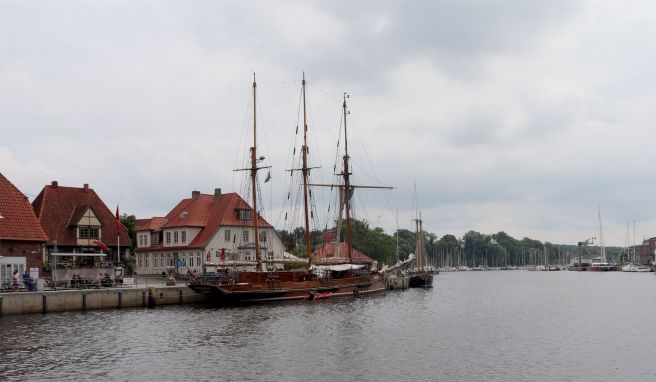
[621,263,639,272]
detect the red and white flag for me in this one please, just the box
[93,240,109,251]
[115,205,121,233]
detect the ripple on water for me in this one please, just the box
[2,272,656,381]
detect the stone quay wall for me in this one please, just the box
[0,286,207,316]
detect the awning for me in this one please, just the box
[51,253,107,257]
[311,264,366,271]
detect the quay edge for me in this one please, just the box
[0,286,207,316]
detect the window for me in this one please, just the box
[267,251,274,261]
[260,231,266,243]
[244,252,251,261]
[144,235,149,247]
[167,254,172,266]
[145,255,149,268]
[225,230,231,241]
[139,235,143,247]
[79,227,99,239]
[138,255,143,269]
[152,233,160,245]
[238,209,251,221]
[181,231,186,243]
[173,232,179,244]
[160,254,164,268]
[189,256,194,267]
[166,232,171,244]
[242,230,249,242]
[196,252,201,267]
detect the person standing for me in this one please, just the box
[22,269,31,290]
[12,270,19,290]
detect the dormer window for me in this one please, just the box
[237,209,251,221]
[180,211,188,219]
[79,227,99,239]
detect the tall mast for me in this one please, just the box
[301,73,313,266]
[598,205,605,261]
[251,74,261,271]
[342,93,353,263]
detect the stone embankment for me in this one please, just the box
[0,286,207,316]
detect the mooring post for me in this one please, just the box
[0,296,3,316]
[179,289,183,304]
[118,291,123,309]
[42,294,47,314]
[82,293,87,312]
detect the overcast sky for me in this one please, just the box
[2,0,655,246]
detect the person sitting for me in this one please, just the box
[102,273,112,287]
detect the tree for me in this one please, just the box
[120,214,137,254]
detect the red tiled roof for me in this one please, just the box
[312,242,373,264]
[136,217,168,231]
[0,173,49,241]
[136,192,273,250]
[32,182,130,246]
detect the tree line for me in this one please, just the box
[278,218,624,266]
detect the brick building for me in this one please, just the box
[0,173,49,284]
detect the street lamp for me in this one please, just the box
[0,214,4,259]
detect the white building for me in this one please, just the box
[135,188,286,275]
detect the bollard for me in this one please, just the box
[82,293,87,312]
[42,294,47,314]
[142,290,146,307]
[0,296,3,316]
[118,291,123,309]
[179,289,183,304]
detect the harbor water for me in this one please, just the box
[1,271,655,382]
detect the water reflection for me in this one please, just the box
[2,272,656,381]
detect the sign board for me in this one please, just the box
[30,267,39,280]
[122,277,134,286]
[178,259,186,267]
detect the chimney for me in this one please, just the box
[213,188,222,202]
[192,190,200,199]
[51,181,58,188]
[83,183,89,192]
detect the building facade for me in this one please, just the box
[0,173,49,284]
[32,181,131,272]
[135,188,286,275]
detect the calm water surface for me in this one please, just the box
[2,271,656,382]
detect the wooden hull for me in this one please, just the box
[408,271,433,288]
[189,273,386,305]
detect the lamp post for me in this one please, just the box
[0,214,5,260]
[52,223,65,290]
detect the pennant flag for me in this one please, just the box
[264,170,271,183]
[115,205,121,233]
[93,240,110,251]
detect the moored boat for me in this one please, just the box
[188,74,388,304]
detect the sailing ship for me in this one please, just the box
[188,74,388,303]
[407,214,433,288]
[587,207,615,272]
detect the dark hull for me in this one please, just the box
[189,276,386,305]
[408,271,433,288]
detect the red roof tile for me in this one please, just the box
[136,192,273,250]
[32,182,130,246]
[136,217,168,231]
[0,173,49,241]
[312,242,373,264]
